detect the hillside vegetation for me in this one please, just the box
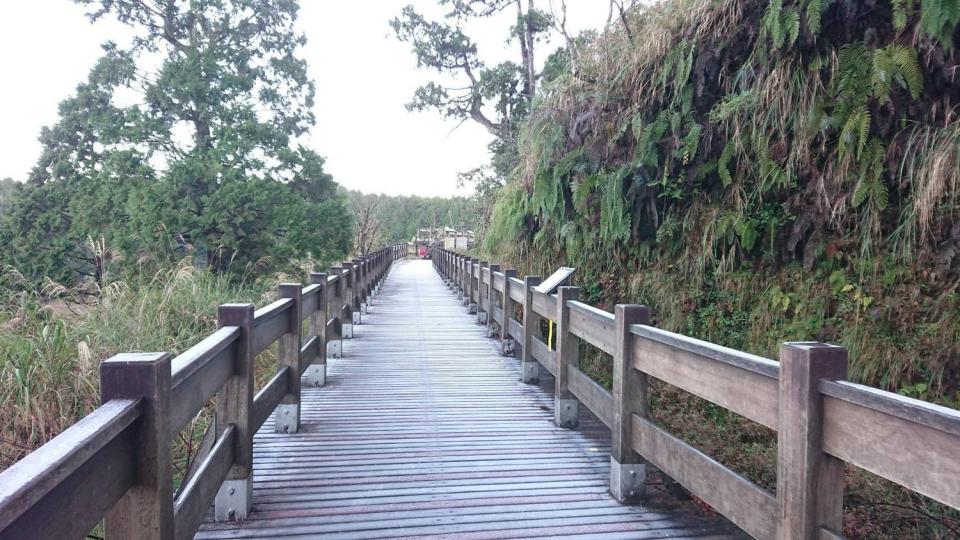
[487,0,960,404]
[481,0,959,536]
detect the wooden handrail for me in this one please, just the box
[0,244,405,540]
[431,247,960,539]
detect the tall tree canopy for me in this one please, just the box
[391,0,557,181]
[1,0,352,284]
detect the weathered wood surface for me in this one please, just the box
[196,260,733,539]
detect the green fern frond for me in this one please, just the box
[785,7,801,46]
[891,45,923,99]
[805,0,826,35]
[718,142,735,187]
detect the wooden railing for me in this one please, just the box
[432,247,960,540]
[0,244,406,540]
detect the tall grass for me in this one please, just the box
[0,259,274,470]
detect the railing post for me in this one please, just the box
[306,273,327,387]
[214,303,255,521]
[342,262,356,336]
[100,352,173,540]
[555,286,580,428]
[521,276,542,384]
[477,261,489,324]
[329,266,344,355]
[486,264,501,336]
[456,255,467,303]
[500,269,517,356]
[776,342,847,539]
[460,256,469,304]
[276,283,302,433]
[468,258,479,312]
[610,304,651,503]
[350,260,363,324]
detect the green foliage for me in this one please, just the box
[0,0,352,284]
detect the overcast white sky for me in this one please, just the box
[0,1,610,197]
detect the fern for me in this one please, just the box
[763,0,801,49]
[708,91,757,123]
[804,0,829,35]
[599,169,631,244]
[891,45,923,99]
[852,139,888,210]
[718,141,735,187]
[679,122,702,164]
[840,106,871,161]
[892,0,915,30]
[872,44,923,101]
[920,0,960,50]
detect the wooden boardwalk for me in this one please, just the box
[196,260,734,539]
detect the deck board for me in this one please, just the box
[196,260,734,539]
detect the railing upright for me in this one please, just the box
[213,303,255,522]
[776,343,847,538]
[555,286,580,428]
[275,284,302,434]
[486,264,501,336]
[500,269,517,353]
[100,352,174,539]
[307,272,328,387]
[521,276,542,384]
[610,304,650,503]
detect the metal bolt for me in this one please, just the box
[284,410,289,415]
[630,470,637,477]
[228,487,235,495]
[227,508,235,518]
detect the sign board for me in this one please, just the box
[534,267,575,294]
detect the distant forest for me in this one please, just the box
[346,190,477,254]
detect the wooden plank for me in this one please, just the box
[0,399,140,538]
[530,336,557,376]
[508,318,523,343]
[301,284,321,318]
[299,335,319,375]
[631,414,777,539]
[508,277,525,303]
[568,301,615,356]
[253,367,291,432]
[630,332,778,429]
[821,388,960,508]
[253,299,294,356]
[531,290,556,320]
[492,271,504,293]
[820,379,960,437]
[493,306,504,327]
[568,366,613,428]
[174,425,237,540]
[169,327,240,432]
[630,325,779,378]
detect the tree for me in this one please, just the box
[391,1,553,160]
[352,195,385,256]
[0,178,18,215]
[1,0,352,283]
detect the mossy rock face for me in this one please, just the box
[485,0,960,399]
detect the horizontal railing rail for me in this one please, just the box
[432,246,960,540]
[0,244,406,540]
